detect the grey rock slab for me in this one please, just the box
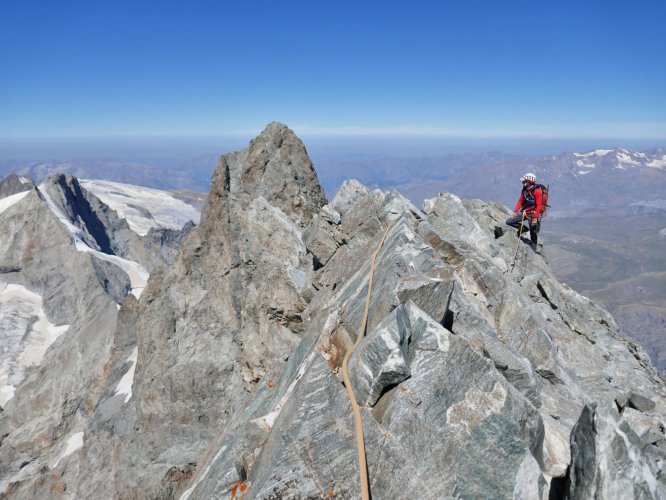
[513,451,548,500]
[330,179,370,217]
[226,122,327,228]
[39,174,139,260]
[319,204,341,225]
[136,221,196,272]
[74,124,328,498]
[371,321,544,499]
[348,303,413,407]
[0,174,33,198]
[618,392,658,413]
[621,407,666,442]
[303,213,340,267]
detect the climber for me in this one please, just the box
[506,172,546,250]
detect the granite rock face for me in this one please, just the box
[0,174,33,198]
[69,122,328,499]
[3,123,666,499]
[182,183,666,498]
[40,174,139,258]
[0,175,199,497]
[0,188,123,496]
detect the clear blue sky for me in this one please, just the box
[2,0,665,142]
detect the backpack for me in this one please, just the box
[523,183,550,218]
[536,184,550,218]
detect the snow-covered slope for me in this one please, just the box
[572,147,666,176]
[38,181,150,298]
[0,283,70,407]
[80,179,200,236]
[0,191,29,215]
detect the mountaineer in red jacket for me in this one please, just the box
[506,172,544,250]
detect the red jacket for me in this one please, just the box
[514,184,543,218]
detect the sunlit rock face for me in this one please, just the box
[2,124,666,499]
[0,173,198,496]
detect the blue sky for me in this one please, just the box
[1,0,665,143]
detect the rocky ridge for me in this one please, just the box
[182,180,666,499]
[1,123,665,499]
[0,175,197,496]
[0,174,33,199]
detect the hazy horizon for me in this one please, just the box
[2,133,665,164]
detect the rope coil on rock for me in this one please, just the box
[341,220,393,500]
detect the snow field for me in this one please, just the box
[0,283,70,407]
[81,179,200,236]
[39,184,149,298]
[0,191,30,216]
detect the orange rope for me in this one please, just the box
[341,220,393,500]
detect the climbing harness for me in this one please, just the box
[341,220,393,500]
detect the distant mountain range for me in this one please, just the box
[394,147,666,217]
[5,148,665,218]
[0,155,218,193]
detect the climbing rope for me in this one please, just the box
[341,220,393,500]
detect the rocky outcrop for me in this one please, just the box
[2,124,666,499]
[0,189,122,495]
[225,121,327,226]
[0,174,33,198]
[68,122,328,498]
[0,175,200,497]
[181,184,666,497]
[39,174,140,259]
[37,174,194,275]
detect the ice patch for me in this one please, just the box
[574,149,613,158]
[81,179,200,236]
[0,283,70,407]
[576,160,596,169]
[52,432,84,468]
[74,240,149,298]
[617,151,640,166]
[0,191,29,215]
[114,347,138,403]
[18,176,31,184]
[578,170,593,176]
[647,155,666,169]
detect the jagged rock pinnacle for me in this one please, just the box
[216,121,327,228]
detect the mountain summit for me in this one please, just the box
[1,124,666,499]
